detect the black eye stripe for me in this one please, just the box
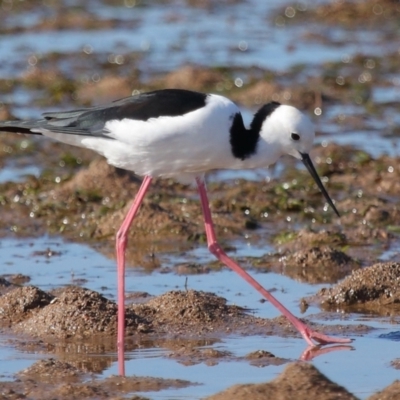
[291,133,300,141]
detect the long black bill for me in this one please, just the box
[300,152,340,217]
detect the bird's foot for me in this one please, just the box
[302,326,353,346]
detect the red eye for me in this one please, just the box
[291,133,300,141]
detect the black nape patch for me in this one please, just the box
[250,101,281,134]
[229,102,281,161]
[229,113,259,160]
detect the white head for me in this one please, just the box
[259,104,315,160]
[256,103,339,217]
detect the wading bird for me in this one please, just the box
[0,89,351,374]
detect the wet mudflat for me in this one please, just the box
[1,0,400,398]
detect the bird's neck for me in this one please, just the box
[229,111,284,170]
[229,113,259,161]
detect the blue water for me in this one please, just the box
[0,1,394,77]
[0,235,396,398]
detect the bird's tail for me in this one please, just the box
[0,120,44,135]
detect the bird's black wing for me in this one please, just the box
[0,89,208,137]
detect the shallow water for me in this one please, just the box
[0,235,397,399]
[126,335,399,399]
[0,1,386,79]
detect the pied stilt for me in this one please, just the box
[0,89,351,374]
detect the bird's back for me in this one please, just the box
[43,89,209,134]
[0,89,242,180]
[83,92,241,179]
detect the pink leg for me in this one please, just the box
[195,176,351,346]
[116,175,153,375]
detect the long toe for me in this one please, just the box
[307,328,353,345]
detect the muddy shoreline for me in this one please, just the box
[1,0,400,398]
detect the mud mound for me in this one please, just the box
[319,262,400,308]
[15,286,145,339]
[232,81,282,107]
[0,277,13,287]
[168,346,233,367]
[289,246,353,268]
[2,285,366,344]
[9,359,193,400]
[245,350,288,368]
[0,277,16,295]
[168,346,288,368]
[206,362,357,400]
[6,274,31,285]
[153,65,225,91]
[276,228,348,250]
[295,0,400,27]
[145,290,245,323]
[48,158,202,239]
[0,286,53,325]
[368,380,400,400]
[19,358,82,382]
[233,80,318,110]
[280,246,359,284]
[75,76,132,105]
[132,290,254,334]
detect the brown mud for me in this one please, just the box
[0,284,369,399]
[206,362,358,400]
[1,0,400,398]
[0,284,359,344]
[318,262,400,313]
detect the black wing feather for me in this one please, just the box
[0,89,208,137]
